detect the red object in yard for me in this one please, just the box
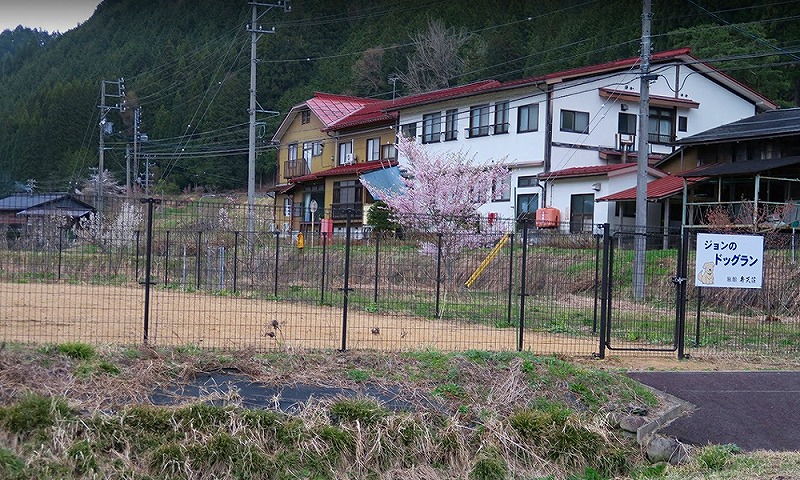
[320,218,333,243]
[535,207,560,228]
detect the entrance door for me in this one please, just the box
[517,193,538,223]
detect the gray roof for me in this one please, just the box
[0,193,94,214]
[678,156,800,177]
[677,108,800,146]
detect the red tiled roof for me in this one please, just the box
[382,80,502,111]
[306,92,381,128]
[503,48,694,88]
[290,160,399,184]
[596,175,706,202]
[325,101,397,131]
[539,163,635,180]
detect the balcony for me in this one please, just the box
[330,203,363,220]
[284,160,310,179]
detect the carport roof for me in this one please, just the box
[678,156,800,177]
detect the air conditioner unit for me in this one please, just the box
[616,133,635,150]
[343,153,355,164]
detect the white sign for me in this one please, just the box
[695,233,764,289]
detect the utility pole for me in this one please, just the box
[98,78,125,222]
[132,106,141,198]
[633,0,652,300]
[246,0,290,246]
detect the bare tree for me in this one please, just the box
[352,47,387,95]
[398,19,474,94]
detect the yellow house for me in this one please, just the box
[271,93,397,233]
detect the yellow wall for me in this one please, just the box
[659,147,700,175]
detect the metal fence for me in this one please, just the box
[1,194,799,358]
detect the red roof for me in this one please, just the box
[382,80,502,111]
[596,175,706,202]
[539,163,635,180]
[290,160,399,184]
[306,92,381,128]
[325,100,397,131]
[503,48,693,88]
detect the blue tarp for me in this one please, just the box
[360,166,406,201]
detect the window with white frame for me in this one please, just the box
[518,175,537,187]
[444,108,458,141]
[560,109,590,134]
[287,143,298,161]
[422,112,442,144]
[338,141,353,165]
[366,138,380,161]
[469,104,490,138]
[517,103,539,133]
[494,101,509,134]
[283,197,293,217]
[302,142,313,166]
[492,175,511,201]
[312,141,323,156]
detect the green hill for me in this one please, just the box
[0,0,797,194]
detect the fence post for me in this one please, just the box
[164,230,170,287]
[373,233,380,304]
[135,230,141,282]
[506,232,515,328]
[140,197,160,344]
[435,233,443,318]
[597,223,611,359]
[518,221,529,352]
[593,232,600,333]
[57,226,63,281]
[340,210,354,351]
[196,232,202,290]
[233,231,239,294]
[676,228,689,359]
[273,231,280,297]
[320,232,327,304]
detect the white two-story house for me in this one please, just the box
[383,48,776,231]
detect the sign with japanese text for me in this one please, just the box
[695,233,764,289]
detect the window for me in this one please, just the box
[469,104,490,138]
[618,113,637,134]
[570,193,594,233]
[283,197,293,217]
[381,143,396,160]
[492,175,511,201]
[518,175,537,188]
[422,112,442,144]
[366,138,380,161]
[494,101,509,134]
[303,184,324,222]
[302,142,313,166]
[287,143,298,161]
[301,110,310,124]
[649,107,674,143]
[338,141,353,165]
[560,110,589,133]
[517,193,539,222]
[517,103,539,133]
[678,115,688,132]
[400,122,417,139]
[332,180,363,218]
[312,141,323,156]
[444,108,458,141]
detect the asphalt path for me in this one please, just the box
[628,371,800,451]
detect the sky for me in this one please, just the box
[1,0,102,33]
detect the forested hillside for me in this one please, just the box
[0,0,798,195]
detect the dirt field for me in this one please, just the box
[0,282,603,355]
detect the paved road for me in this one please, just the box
[627,371,800,451]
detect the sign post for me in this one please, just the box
[695,233,764,289]
[309,200,318,247]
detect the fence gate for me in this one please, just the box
[597,225,687,358]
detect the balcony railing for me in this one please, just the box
[284,160,310,179]
[330,203,363,220]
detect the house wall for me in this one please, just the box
[277,110,332,183]
[394,60,765,223]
